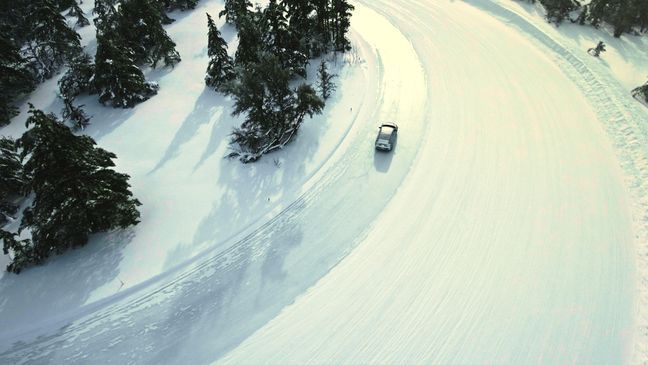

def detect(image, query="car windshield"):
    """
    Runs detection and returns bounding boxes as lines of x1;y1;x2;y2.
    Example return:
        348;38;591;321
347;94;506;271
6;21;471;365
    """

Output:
378;128;393;140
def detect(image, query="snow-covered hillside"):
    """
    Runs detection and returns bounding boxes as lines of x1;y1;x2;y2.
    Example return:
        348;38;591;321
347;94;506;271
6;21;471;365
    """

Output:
1;0;647;363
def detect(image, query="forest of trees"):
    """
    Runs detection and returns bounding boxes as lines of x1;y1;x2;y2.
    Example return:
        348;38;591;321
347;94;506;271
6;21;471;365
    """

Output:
531;0;648;38
0;0;188;128
0;0;196;272
211;0;353;162
0;0;354;272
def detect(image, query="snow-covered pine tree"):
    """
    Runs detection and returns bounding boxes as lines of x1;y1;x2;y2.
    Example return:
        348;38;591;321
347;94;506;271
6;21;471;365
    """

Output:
24;0;82;81
55;0;77;11
67;1;81;16
229;55;324;162
284;0;316;57
330;0;354;51
234;13;263;65
205;13;235;93
1;230;35;274
94;33;159;107
93;0;119;34
284;0;315;36
118;0;181;67
588;0;645;37
0;0;31;45
311;0;331;56
163;0;199;11
0;35;35;126
58;52;95;99
219;0;252;27
69;2;90;28
316;60;336;99
153;0;175;25
263;0;308;78
61;97;91;130
0;137;25;225
537;0;579;25
11;108;141;273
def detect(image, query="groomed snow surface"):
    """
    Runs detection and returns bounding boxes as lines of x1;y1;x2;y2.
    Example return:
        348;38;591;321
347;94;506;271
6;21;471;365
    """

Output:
1;0;648;364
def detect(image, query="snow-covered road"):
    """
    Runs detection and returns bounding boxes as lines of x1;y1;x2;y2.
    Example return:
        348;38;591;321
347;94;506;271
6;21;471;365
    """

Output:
217;1;638;363
1;0;646;363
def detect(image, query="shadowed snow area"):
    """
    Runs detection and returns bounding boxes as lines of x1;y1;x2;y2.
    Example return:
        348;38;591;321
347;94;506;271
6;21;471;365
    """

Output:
1;0;648;364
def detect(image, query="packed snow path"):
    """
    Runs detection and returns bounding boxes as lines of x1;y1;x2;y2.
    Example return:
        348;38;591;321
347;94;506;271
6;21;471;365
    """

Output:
1;0;646;363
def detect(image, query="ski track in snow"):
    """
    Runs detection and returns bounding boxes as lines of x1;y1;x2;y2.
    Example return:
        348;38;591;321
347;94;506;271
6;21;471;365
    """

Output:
0;0;647;364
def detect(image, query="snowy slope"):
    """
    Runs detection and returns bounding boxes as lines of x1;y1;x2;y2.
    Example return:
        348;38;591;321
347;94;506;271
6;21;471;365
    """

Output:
0;0;369;334
1;0;647;363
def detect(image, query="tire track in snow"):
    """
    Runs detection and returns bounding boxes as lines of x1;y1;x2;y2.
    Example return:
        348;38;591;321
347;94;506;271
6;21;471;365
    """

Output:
217;1;635;364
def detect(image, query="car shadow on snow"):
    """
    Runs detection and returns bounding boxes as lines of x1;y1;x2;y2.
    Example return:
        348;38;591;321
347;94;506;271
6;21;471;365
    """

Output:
373;134;397;173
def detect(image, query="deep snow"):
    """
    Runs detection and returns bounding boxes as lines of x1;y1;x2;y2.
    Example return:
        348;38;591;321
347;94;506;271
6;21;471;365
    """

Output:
0;0;647;364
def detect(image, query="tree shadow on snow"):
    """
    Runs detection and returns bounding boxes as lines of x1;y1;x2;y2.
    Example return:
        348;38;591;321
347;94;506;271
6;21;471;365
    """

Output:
149;88;227;174
0;229;135;341
148;219;304;364
83;98;137;142
18;219;306;364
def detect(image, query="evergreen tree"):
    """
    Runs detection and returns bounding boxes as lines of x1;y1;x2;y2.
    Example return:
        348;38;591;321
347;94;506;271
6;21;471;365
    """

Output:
94;33;159;107
229;56;324;162
312;0;331;55
93;0;119;34
55;0;77;11
153;0;175;25
538;0;579;25
69;2;90;28
316;60;336;100
263;0;308;77
219;0;252;26
61;97;91;130
235;13;264;65
588;0;644;37
205;13;235;92
1;230;35;274
284;0;315;36
330;0;354;51
163;0;199;11
23;0;82;81
0;0;31;45
9;108;141;273
632;79;648;103
0;137;25;225
284;0;316;57
58;52;95;99
0;35;35;127
118;0;181;67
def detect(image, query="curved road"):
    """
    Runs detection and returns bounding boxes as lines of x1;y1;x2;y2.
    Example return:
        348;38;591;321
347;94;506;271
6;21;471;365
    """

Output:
0;0;640;364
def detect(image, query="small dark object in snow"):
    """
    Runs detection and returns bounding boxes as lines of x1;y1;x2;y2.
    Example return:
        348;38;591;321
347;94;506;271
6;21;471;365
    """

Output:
587;41;606;57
